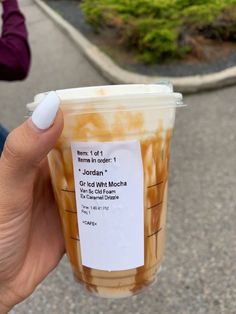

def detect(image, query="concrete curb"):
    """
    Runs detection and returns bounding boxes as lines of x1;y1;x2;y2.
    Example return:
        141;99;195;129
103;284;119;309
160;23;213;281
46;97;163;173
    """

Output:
34;0;236;93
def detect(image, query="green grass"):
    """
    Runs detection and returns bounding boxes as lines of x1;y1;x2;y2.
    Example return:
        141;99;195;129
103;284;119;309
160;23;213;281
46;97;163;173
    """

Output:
80;0;236;63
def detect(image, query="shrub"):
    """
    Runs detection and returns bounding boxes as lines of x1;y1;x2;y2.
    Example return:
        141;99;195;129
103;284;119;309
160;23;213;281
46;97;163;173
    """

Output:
81;0;236;63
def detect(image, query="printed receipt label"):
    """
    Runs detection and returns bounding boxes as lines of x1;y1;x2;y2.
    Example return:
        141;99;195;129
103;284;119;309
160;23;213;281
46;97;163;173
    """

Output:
71;140;144;271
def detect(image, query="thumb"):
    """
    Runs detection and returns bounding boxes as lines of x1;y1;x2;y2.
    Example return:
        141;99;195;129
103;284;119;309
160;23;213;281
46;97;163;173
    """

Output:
0;91;63;182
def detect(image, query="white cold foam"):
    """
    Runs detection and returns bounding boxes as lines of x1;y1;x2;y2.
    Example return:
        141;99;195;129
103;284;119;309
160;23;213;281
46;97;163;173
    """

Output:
48;84;174;100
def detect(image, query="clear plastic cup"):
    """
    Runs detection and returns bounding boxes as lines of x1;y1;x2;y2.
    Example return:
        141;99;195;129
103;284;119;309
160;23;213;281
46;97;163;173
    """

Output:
27;84;183;298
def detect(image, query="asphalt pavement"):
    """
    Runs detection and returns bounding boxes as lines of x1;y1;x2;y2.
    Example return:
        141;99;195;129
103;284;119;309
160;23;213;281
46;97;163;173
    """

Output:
0;1;235;313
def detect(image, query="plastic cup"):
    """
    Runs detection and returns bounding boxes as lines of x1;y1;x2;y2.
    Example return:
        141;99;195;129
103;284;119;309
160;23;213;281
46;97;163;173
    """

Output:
27;84;183;298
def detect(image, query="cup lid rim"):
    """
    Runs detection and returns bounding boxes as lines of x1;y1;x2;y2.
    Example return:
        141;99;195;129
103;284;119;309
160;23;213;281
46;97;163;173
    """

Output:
27;84;183;111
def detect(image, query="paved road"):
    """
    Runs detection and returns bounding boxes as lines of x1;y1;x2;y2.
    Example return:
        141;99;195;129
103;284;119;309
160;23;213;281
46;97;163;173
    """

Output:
0;1;235;313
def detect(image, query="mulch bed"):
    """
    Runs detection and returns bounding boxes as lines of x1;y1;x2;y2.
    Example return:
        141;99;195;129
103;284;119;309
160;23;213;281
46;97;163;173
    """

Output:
46;0;236;77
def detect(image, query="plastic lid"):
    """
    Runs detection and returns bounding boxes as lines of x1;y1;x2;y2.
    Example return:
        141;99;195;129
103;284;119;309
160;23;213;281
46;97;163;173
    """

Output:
27;84;183;111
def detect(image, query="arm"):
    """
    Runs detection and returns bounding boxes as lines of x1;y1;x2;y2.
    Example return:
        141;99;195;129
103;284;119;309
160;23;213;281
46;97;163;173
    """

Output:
0;0;31;81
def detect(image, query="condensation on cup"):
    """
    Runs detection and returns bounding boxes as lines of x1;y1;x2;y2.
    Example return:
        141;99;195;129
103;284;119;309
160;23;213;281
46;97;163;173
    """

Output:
27;84;184;298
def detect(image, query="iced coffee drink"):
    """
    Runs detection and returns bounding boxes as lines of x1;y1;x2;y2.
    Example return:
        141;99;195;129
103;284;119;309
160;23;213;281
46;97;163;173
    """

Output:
27;84;183;298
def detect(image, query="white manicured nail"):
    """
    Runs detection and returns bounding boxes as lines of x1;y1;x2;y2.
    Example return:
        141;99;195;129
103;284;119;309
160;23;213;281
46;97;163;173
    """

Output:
31;91;61;130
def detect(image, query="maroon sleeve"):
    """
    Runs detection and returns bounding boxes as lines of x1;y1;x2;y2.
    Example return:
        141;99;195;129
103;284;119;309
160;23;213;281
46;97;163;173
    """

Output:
0;0;31;81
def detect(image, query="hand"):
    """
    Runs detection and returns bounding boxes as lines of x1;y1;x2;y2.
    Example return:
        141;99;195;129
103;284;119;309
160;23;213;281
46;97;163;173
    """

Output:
0;92;65;313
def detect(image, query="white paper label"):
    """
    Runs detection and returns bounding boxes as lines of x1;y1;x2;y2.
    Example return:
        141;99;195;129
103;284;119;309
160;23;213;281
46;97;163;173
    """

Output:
71;140;144;271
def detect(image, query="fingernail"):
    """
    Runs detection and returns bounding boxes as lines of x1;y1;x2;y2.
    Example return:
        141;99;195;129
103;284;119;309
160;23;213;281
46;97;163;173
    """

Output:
31;91;61;130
